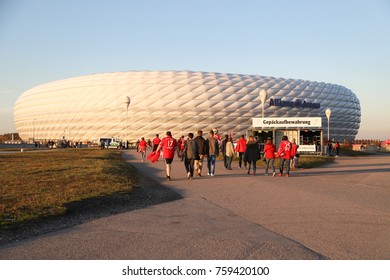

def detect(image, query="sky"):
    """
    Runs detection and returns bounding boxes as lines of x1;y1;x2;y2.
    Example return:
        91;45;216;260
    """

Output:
0;0;389;139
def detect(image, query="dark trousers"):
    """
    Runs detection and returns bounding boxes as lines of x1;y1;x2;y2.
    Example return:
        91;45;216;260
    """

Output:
223;154;228;168
184;157;195;177
152;144;158;152
238;152;247;168
247;160;257;173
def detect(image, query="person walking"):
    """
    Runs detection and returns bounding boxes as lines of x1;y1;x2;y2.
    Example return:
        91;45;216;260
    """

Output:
277;135;292;177
178;135;186;161
235;135;247;169
194;130;207;177
152;134;161;152
184;133;196;179
221;135;228;169
264;138;276;176
206;130;219;176
156;131;177;181
327;140;333;156
335;141;340;157
290;139;299;169
225;136;235;170
138;137;148;161
244;136;260;175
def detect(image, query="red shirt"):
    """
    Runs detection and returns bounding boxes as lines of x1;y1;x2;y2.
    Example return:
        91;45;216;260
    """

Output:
139;140;147;151
291;143;299;156
160;136;177;159
278;140;292;159
178;138;185;150
264;143;276;159
152;137;161;145
235;138;247;152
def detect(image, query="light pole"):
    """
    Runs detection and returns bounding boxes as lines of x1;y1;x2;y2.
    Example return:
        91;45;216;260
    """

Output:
33;118;36;143
124;96;131;149
259;89;267;118
325;108;331;141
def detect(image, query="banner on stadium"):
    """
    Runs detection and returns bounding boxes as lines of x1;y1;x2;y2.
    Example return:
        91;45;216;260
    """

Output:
252;117;322;128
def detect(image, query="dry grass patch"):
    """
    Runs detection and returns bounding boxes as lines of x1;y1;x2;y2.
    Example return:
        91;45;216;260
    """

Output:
0;149;138;226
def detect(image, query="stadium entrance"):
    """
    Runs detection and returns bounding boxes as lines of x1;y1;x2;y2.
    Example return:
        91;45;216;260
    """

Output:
251;117;323;154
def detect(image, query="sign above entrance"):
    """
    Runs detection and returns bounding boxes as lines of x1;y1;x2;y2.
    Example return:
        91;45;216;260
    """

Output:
252;117;322;128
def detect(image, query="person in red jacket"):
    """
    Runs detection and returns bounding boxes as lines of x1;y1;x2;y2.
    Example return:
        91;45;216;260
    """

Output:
177;135;186;161
152;134;161;152
157;131;177;181
235;135;247;169
263;138;276;176
290;139;299;169
277;135;292;177
138;137;148;161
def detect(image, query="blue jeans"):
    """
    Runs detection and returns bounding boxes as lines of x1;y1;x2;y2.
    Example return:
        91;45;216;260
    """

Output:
226;156;233;169
279;158;290;175
265;158;275;174
207;155;216;175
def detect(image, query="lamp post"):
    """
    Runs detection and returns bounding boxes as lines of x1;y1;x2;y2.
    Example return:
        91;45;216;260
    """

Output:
325;108;331;141
33;118;36;143
259;89;267;118
124;96;131;149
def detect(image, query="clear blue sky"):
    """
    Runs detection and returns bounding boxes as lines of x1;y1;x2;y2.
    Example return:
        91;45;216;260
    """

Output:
1;0;389;139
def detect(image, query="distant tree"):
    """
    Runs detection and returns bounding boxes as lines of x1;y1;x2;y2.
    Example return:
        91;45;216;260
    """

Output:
0;133;21;143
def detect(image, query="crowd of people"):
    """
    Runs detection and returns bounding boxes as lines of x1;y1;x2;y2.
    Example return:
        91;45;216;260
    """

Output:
136;130;300;181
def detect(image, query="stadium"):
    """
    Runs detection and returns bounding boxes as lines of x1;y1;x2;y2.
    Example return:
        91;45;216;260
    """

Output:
14;70;361;146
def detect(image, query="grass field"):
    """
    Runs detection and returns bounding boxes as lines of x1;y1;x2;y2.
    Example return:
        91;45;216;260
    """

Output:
0;149;138;226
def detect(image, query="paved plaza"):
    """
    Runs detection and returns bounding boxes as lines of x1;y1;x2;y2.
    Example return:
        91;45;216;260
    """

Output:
1;151;389;259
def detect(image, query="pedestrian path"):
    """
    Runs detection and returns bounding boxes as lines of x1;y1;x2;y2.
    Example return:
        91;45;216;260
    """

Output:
1;151;389;259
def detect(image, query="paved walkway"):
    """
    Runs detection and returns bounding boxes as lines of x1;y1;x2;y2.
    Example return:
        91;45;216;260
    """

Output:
1;151;389;259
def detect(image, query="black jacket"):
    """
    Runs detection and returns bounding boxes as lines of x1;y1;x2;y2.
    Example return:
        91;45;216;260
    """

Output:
244;143;261;162
194;136;207;156
184;139;196;159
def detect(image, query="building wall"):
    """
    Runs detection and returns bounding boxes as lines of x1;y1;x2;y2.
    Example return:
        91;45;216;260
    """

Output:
14;70;361;143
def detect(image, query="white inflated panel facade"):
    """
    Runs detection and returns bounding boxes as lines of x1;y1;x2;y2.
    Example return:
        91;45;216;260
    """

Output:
14;70;361;142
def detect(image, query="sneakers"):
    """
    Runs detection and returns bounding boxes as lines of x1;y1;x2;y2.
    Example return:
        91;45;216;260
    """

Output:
264;173;269;176
187;172;191;179
207;172;211;176
243;166;247;170
210;174;215;177
272;172;276;177
278;173;282;177
286;174;289;177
